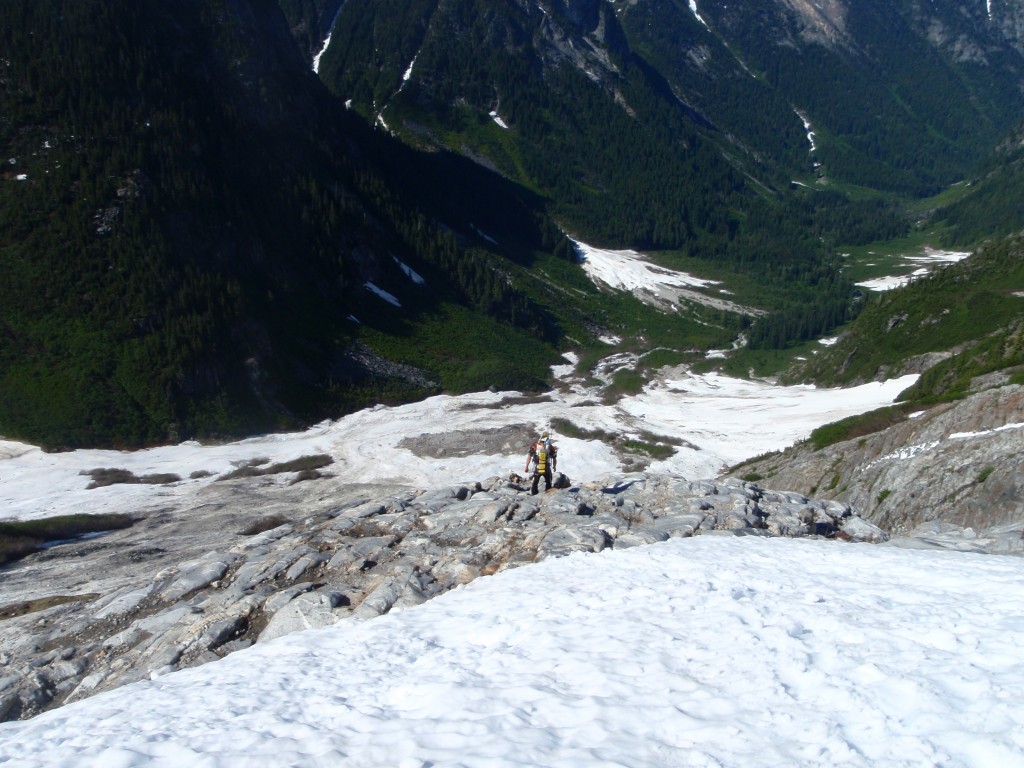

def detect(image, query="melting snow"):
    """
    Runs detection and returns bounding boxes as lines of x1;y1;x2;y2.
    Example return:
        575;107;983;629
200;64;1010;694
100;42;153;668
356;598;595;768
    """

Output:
364;281;401;307
0;361;918;523
572;239;757;315
689;0;710;28
394;257;426;285
856;248;970;292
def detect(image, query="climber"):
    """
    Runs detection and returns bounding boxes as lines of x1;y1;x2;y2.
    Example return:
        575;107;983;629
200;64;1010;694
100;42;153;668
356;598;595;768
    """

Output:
524;430;558;495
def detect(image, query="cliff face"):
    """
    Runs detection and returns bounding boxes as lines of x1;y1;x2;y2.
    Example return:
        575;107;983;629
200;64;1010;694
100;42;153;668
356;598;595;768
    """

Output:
736;385;1024;534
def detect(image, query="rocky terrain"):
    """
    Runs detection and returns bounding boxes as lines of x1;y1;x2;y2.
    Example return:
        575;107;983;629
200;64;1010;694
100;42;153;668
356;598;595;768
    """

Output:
0;463;891;724
3;382;1022;724
734;384;1024;542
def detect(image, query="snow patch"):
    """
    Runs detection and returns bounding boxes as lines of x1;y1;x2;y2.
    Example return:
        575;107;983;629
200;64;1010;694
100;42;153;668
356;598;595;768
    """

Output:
0;364;917;521
572;239;757;315
861;421;1024;469
856;248;970;293
550;351;579;381
689;0;710;28
394;257;426;285
489;110;509;129
365;282;401;307
472;226;498;245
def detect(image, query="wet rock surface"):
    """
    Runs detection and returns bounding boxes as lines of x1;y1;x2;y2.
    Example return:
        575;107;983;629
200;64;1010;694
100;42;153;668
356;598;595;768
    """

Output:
0;467;1006;723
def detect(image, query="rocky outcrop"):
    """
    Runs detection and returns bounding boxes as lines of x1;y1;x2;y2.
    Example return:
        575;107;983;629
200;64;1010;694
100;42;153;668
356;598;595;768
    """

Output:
1;471;884;723
732;385;1024;538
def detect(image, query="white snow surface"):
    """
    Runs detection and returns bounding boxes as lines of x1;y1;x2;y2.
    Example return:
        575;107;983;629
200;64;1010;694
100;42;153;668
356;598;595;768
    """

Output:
689;0;710;28
0;368;916;522
364;281;402;307
570;239;761;316
394;257;426;285
2;536;1023;767
489;110;509;129
2;306;1022;766
856;248;971;292
574;241;718;293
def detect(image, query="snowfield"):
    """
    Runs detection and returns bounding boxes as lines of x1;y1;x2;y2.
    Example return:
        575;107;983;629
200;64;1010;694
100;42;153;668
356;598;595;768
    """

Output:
1;536;1022;767
0;370;916;522
855;248;971;292
572;240;757;315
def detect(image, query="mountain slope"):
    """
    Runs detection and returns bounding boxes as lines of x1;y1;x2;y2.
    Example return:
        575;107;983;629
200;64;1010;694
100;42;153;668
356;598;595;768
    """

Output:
933;127;1024;246
733;384;1024;536
319;0;1024;212
1;517;1021;763
787;234;1024;390
318;0;756;250
669;0;1024;193
0;0;596;448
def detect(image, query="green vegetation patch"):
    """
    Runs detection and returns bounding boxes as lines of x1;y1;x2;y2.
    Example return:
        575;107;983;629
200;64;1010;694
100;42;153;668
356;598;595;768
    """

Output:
81;468;182;489
0;513;135;566
793;235;1024;390
218;454;334;481
550;418;680;465
809;402;928;451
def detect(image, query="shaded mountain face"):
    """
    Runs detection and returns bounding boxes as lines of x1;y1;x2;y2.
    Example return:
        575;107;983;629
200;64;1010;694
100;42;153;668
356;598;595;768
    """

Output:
319;0;1024;223
276;0;345;61
0;0;564;448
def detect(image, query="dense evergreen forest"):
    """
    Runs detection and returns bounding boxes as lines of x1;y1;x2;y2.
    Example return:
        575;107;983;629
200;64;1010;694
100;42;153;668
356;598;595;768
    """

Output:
0;0;573;448
933;128;1024;247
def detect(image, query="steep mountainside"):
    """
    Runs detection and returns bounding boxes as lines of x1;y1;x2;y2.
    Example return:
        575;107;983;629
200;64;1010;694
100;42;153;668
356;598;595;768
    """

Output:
319;0;1024;207
787;234;1024;389
663;0;1024;193
733;384;1024;536
318;0;756;249
0;0;594;448
933;126;1024;246
739;234;1024;533
315;0;1024;359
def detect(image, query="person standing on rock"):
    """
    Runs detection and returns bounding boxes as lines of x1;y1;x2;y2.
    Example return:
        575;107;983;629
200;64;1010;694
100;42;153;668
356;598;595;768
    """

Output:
525;431;557;495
